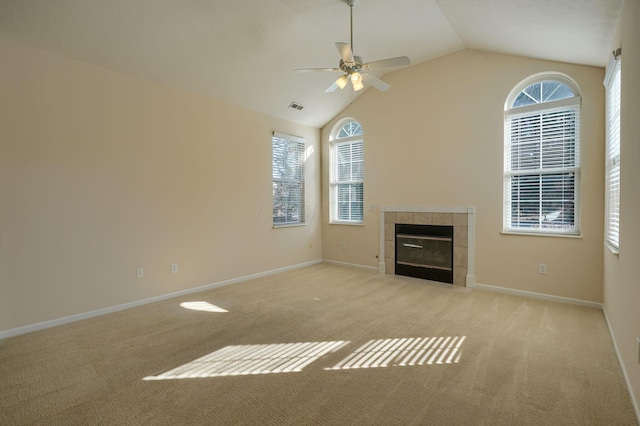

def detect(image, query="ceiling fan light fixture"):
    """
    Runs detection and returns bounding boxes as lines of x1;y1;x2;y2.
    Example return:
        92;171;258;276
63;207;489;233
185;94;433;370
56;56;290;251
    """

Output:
351;73;364;91
336;75;349;89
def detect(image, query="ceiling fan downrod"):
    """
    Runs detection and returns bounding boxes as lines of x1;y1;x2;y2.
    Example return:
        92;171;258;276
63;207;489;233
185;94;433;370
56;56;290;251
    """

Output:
348;0;354;54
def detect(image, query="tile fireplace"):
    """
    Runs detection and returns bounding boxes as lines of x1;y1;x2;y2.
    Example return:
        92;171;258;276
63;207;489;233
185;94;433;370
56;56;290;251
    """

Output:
379;206;476;287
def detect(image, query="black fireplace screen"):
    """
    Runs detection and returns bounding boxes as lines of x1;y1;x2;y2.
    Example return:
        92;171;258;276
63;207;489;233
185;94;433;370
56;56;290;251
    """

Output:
395;224;454;284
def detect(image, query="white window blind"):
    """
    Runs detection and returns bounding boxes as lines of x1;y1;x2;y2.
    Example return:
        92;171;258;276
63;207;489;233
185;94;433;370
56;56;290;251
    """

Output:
272;132;305;227
504;80;581;235
604;54;621;249
330;121;364;223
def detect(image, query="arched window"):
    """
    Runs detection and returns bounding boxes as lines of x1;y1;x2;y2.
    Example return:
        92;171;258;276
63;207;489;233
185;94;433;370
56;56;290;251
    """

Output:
504;74;581;235
330;119;364;224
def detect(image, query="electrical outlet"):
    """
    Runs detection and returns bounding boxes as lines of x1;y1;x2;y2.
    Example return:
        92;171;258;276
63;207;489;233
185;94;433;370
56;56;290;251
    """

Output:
538;263;547;274
308;243;313;249
637;337;640;363
136;268;144;279
341;242;346;250
170;263;178;274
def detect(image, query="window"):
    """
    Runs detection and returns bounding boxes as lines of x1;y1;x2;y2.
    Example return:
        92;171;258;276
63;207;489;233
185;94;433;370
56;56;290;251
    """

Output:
504;75;581;235
604;51;621;249
272;132;305;227
330;120;364;224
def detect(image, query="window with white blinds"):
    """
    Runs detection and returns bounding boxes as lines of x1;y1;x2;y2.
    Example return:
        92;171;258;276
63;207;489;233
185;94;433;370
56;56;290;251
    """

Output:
604;54;621;249
330;120;364;224
272;132;305;227
504;77;581;235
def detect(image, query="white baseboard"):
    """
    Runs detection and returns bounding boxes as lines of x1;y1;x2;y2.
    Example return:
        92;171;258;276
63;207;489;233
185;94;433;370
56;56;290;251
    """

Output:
322;259;379;272
0;260;322;340
602;306;640;424
474;282;603;309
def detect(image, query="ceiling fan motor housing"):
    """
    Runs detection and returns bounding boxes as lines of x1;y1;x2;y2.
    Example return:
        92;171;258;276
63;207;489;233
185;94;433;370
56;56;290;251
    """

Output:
340;56;363;73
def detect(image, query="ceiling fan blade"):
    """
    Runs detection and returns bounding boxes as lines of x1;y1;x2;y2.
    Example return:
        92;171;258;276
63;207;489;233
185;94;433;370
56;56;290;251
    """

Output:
294;67;341;73
325;82;339;93
363;74;391;92
363;56;411;70
336;42;355;63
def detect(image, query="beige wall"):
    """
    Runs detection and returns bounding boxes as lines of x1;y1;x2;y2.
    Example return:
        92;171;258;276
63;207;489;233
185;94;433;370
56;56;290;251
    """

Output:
604;0;640;415
322;49;605;302
0;37;322;332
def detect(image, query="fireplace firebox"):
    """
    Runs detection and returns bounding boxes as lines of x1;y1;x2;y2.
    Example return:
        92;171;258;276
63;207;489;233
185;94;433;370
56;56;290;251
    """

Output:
395;224;454;284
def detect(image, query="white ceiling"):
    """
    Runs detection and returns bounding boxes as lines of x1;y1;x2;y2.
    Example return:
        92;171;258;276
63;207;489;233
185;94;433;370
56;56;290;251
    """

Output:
0;0;623;128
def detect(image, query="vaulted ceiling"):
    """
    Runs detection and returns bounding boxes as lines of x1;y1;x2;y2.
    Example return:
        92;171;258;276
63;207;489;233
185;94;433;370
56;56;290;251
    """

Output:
0;0;623;128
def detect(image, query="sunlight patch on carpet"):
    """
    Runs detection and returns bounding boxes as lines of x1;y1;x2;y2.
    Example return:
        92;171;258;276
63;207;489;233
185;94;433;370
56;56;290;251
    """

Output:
325;336;465;370
143;341;349;380
180;301;228;313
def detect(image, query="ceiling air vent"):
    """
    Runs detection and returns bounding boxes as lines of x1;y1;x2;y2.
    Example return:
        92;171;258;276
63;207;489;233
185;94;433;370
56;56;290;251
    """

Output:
288;102;305;111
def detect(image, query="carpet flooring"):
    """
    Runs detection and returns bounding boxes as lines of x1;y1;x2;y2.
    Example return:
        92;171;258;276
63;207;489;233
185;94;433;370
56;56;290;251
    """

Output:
1;263;637;425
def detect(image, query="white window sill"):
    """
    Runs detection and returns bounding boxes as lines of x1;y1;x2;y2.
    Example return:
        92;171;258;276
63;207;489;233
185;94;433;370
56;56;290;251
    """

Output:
329;221;364;226
501;231;582;239
605;242;619;255
273;223;305;229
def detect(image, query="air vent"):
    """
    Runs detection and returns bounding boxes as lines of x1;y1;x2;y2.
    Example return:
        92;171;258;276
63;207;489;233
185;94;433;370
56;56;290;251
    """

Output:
288;102;305;111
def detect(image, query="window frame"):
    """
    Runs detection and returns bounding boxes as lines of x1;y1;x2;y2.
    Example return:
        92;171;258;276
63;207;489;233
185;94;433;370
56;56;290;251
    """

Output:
329;119;364;225
503;73;582;237
272;131;305;228
604;53;621;252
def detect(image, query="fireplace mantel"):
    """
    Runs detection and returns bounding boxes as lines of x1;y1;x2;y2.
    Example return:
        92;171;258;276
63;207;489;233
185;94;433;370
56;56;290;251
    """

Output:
379;206;476;287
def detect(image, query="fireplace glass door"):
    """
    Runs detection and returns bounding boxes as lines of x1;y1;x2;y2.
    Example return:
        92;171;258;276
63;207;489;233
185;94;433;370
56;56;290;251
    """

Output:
395;224;454;284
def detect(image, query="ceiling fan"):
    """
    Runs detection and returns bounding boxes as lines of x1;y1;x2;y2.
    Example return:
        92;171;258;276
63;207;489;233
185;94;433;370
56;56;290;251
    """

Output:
295;0;411;93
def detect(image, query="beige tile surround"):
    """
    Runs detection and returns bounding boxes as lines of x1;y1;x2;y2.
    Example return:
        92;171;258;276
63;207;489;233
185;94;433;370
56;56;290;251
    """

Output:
379;207;476;287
